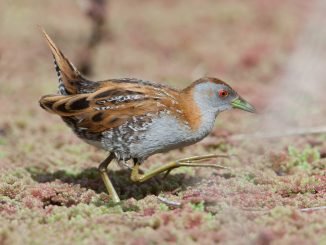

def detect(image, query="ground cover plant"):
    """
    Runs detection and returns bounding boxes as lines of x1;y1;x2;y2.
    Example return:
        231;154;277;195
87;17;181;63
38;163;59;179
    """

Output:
0;0;325;244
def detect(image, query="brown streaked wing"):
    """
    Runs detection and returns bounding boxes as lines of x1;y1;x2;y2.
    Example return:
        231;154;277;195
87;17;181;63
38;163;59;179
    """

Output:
39;83;181;133
80;84;180;132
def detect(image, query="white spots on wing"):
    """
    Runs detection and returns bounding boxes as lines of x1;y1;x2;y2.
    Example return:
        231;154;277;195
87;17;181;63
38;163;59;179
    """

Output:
152;96;162;100
109;94;144;103
176;109;183;114
96;94;145;105
156;102;164;107
95;105;120;111
154;90;166;97
96;100;106;105
77;118;85;124
153;87;178;101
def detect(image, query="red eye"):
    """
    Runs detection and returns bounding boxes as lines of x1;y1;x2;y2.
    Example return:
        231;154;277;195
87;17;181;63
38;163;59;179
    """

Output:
218;89;229;98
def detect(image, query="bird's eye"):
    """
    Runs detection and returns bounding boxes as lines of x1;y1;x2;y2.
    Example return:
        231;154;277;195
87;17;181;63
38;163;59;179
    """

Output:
218;89;229;98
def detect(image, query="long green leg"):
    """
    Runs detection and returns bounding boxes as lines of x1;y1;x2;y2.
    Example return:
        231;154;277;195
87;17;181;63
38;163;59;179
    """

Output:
98;153;120;203
130;154;230;183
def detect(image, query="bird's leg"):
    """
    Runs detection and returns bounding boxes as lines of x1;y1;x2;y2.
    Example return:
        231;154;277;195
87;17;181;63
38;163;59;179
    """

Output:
98;153;120;203
130;154;230;183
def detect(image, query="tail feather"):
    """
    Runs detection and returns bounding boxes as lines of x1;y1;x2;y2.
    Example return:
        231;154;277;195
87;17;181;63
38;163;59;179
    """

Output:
39;94;90;116
42;30;84;95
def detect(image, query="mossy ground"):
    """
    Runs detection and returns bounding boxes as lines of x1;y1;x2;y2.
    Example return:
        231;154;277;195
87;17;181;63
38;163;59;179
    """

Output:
0;0;325;244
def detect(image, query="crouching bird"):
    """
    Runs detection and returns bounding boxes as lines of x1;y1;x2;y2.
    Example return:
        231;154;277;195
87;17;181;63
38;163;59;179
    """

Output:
39;30;256;203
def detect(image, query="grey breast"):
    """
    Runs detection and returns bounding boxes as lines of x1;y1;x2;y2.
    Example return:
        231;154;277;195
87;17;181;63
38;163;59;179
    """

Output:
101;111;216;162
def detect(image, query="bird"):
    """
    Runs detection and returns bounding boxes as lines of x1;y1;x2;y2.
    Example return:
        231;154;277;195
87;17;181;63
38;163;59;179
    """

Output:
39;30;256;203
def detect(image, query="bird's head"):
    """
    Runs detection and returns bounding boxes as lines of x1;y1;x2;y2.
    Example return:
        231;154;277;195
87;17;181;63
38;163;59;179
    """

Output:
187;77;256;114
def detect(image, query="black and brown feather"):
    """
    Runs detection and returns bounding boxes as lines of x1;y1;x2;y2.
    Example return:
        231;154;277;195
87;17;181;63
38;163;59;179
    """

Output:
39;82;183;134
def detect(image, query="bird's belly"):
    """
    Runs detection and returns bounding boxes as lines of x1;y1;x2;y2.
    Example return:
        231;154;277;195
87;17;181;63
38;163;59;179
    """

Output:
129;115;212;160
101;113;215;161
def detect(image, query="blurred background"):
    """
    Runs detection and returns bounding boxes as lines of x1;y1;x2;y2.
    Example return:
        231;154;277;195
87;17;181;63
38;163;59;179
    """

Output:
0;1;325;244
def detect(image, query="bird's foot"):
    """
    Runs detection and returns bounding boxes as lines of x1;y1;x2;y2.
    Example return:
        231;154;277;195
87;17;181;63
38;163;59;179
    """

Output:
163;153;231;178
130;153;231;183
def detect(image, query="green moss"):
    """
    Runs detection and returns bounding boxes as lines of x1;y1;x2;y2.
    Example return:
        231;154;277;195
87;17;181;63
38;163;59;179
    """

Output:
0;138;6;145
0;151;7;159
269;206;293;220
287;145;320;171
159;203;169;211
45;204;122;224
274;174;320;196
190;201;205;212
242;172;256;183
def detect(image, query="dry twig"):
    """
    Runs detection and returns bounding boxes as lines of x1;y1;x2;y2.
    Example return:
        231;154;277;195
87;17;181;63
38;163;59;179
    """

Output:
157;196;182;208
300;206;326;212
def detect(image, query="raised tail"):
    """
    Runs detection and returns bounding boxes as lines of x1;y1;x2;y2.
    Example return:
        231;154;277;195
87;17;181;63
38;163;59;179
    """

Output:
42;30;85;95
